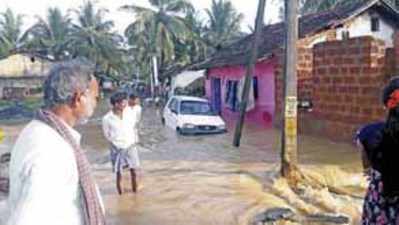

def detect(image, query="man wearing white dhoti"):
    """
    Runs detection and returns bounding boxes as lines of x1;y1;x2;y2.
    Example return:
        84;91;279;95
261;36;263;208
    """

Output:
102;92;140;195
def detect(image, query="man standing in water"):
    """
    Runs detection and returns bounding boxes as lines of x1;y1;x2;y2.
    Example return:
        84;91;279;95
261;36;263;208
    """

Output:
127;94;142;191
128;94;142;144
102;92;140;195
8;60;105;225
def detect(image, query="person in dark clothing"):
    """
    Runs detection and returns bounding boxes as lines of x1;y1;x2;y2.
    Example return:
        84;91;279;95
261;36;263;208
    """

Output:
359;76;399;224
355;122;384;173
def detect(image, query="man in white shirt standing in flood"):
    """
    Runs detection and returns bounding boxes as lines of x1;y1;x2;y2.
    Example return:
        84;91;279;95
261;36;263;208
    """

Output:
7;60;105;225
102;92;140;195
128;94;142;144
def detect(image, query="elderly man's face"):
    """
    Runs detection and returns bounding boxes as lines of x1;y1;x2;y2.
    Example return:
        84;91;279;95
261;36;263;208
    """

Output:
76;77;99;123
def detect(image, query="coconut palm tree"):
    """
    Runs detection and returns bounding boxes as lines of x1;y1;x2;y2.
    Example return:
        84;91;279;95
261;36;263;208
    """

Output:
204;0;244;49
69;1;124;74
299;0;353;15
275;0;361;19
121;0;193;70
0;8;29;57
26;7;72;60
124;21;157;83
175;7;208;65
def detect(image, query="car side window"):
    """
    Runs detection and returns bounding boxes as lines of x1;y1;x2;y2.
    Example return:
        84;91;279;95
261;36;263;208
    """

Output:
173;100;179;114
168;99;176;110
169;99;178;113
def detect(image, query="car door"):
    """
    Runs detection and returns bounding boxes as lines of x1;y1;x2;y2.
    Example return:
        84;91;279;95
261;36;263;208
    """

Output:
164;98;176;128
170;99;179;129
163;98;172;127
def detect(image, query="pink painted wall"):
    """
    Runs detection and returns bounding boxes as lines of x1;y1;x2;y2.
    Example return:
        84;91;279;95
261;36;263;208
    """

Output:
205;58;277;126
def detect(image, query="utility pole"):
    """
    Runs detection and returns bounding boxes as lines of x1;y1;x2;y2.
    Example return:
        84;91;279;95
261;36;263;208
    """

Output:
152;56;159;87
281;0;299;184
151;56;159;100
233;0;266;147
136;67;140;83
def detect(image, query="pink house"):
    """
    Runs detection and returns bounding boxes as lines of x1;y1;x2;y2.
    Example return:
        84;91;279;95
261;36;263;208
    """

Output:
193;0;399;127
204;59;277;126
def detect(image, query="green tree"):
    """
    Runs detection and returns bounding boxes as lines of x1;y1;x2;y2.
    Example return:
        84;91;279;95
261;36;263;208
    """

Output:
204;0;244;49
174;7;208;66
299;0;361;15
0;8;29;57
26;7;72;60
69;1;124;74
121;0;193;71
274;0;362;19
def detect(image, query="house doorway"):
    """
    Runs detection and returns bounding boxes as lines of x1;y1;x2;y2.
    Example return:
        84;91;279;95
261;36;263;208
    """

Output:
211;78;222;114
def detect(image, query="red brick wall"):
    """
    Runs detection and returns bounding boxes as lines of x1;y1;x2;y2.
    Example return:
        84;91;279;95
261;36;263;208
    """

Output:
274;47;313;114
274;36;394;142
297;48;314;102
311;37;388;141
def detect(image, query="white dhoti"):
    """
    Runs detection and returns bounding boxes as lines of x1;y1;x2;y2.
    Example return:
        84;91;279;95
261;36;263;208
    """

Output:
110;144;140;173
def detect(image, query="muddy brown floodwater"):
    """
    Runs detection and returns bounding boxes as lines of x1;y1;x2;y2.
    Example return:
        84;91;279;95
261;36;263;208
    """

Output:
0;102;366;225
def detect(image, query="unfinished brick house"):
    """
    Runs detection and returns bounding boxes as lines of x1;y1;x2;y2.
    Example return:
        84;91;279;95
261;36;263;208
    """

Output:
193;0;399;142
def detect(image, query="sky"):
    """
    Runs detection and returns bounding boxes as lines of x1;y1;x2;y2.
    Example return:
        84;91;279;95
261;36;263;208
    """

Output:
0;0;281;34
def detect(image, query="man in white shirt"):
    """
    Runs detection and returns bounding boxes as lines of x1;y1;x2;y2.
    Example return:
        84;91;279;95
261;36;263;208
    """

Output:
128;94;142;143
7;60;105;225
102;92;140;195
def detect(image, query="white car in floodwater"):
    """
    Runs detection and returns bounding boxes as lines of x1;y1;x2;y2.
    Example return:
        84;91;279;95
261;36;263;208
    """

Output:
162;96;227;135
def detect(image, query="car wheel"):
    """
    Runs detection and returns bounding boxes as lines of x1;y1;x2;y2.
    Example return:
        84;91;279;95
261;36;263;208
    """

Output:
176;127;183;135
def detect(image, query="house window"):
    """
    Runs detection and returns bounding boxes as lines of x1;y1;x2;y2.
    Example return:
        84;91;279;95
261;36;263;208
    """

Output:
341;31;350;40
371;17;380;32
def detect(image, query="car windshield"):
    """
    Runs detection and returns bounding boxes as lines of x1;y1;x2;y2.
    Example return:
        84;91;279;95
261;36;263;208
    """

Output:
180;101;215;115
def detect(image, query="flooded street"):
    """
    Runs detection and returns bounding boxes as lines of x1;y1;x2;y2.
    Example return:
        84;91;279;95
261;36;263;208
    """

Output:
0;103;366;225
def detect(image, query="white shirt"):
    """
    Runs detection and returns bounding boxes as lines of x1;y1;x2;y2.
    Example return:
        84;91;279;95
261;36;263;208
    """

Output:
127;105;142;143
7;119;102;225
102;109;135;149
130;105;142;124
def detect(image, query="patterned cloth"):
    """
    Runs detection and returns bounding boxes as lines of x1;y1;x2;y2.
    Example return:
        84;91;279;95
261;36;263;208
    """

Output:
362;169;399;225
36;110;106;225
110;144;140;173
